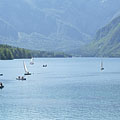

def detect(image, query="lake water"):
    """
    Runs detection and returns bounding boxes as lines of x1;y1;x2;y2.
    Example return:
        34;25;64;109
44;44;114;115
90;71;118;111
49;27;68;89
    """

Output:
0;57;120;120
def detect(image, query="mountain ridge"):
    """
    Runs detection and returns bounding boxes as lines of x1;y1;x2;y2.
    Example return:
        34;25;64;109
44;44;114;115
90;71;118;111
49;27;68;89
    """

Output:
83;15;120;57
0;0;120;52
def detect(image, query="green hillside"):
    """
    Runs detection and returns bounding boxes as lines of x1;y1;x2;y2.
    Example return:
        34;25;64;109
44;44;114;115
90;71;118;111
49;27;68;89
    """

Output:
0;44;72;60
79;15;120;57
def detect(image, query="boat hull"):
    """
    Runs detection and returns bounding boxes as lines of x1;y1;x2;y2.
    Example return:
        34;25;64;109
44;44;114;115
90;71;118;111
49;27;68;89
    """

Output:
43;65;47;67
24;73;31;75
30;62;34;65
16;78;26;80
0;74;3;76
0;86;4;89
101;68;104;70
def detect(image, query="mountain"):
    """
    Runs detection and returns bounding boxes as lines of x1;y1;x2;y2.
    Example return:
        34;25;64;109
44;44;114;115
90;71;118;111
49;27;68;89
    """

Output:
0;0;120;52
82;15;120;57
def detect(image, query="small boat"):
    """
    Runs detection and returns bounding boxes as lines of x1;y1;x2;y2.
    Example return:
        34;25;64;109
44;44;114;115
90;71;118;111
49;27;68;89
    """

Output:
23;61;31;75
101;61;104;71
0;82;4;89
16;76;26;80
0;73;3;76
30;57;34;65
43;64;47;67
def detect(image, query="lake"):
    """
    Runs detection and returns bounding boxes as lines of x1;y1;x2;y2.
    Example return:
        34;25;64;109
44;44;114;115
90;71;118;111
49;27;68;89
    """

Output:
0;57;120;120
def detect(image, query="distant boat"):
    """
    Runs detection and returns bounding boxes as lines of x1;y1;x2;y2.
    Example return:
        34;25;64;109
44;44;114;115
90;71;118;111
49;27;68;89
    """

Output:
30;57;34;65
101;61;104;71
0;73;3;76
43;64;47;67
23;61;31;75
16;76;26;80
0;82;4;89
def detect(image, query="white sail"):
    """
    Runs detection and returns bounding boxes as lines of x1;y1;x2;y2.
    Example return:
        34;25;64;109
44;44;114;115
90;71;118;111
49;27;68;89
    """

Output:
101;61;103;68
30;57;34;65
31;58;33;62
100;61;104;70
23;61;28;73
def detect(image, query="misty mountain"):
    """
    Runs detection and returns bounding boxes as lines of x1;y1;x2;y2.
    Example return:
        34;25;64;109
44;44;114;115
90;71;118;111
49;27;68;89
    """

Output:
80;15;120;57
0;0;120;52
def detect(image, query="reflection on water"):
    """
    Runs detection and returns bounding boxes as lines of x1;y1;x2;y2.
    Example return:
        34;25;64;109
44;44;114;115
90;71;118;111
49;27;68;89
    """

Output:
0;58;120;120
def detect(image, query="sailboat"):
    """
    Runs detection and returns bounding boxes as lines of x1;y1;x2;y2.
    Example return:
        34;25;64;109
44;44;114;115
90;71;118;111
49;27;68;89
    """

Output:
30;57;34;65
101;61;104;71
23;61;31;75
0;73;3;76
0;82;4;89
43;64;47;67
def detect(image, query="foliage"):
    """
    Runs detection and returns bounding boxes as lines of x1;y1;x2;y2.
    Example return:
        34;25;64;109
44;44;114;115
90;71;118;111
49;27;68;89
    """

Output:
0;44;72;60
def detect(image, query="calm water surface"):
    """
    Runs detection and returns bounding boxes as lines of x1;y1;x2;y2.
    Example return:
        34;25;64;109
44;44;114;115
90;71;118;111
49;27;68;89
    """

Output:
0;58;120;120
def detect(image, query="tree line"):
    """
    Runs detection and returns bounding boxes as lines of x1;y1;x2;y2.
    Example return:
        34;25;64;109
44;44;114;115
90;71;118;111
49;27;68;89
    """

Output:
0;44;72;60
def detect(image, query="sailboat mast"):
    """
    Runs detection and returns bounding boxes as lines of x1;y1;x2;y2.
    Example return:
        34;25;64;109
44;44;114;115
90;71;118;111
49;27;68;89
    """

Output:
100;60;104;70
101;61;103;68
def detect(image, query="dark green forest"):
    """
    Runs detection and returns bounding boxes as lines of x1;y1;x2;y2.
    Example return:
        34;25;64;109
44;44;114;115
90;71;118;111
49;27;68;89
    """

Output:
0;44;72;60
